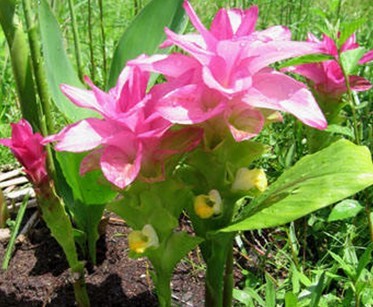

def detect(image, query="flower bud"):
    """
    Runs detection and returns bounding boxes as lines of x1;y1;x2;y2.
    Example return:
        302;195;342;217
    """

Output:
128;224;159;254
194;189;222;219
231;168;268;193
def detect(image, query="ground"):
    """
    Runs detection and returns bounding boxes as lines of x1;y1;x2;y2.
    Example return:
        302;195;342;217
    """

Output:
0;210;207;307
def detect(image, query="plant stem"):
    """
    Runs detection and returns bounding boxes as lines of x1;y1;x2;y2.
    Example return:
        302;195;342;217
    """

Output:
2;195;29;270
87;0;95;81
155;271;172;307
98;0;107;85
338;55;361;145
38;183;90;306
67;0;83;79
223;241;233;307
21;0;54;135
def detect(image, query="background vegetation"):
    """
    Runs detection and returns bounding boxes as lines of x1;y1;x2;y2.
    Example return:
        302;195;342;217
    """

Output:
0;0;372;305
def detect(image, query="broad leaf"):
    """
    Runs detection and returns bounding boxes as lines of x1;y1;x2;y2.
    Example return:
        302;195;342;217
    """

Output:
221;140;373;232
55;152;117;205
107;0;186;88
328;199;363;222
340;47;366;75
38;0;97;122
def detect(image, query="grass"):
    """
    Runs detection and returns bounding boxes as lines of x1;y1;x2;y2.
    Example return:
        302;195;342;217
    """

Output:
0;0;372;305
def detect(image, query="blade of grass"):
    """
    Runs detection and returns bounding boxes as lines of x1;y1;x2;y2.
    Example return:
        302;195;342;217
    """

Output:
2;194;29;270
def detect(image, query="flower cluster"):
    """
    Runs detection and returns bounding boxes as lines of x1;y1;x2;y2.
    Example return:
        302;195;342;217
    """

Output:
0;120;48;186
285;33;373;100
43;1;330;188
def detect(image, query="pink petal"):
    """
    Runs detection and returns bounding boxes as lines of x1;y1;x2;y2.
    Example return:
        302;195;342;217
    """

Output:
283;63;326;85
359;50;373;64
248;41;323;74
164;28;212;65
100;144;142;189
155;127;203;159
246;72;327;129
156;84;226;124
235;6;258;36
210;9;234;40
80;148;104;175
341;33;358;53
60;84;102;114
0;138;12;147
183;1;216;48
350;76;372;92
253;25;291;42
226;104;264;142
45;118;115;152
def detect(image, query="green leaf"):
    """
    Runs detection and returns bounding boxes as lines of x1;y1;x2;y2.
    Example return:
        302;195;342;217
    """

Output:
221;140;373;232
234;287;265;306
285;292;298;307
328;251;355;279
38;0;97;122
325;124;354;138
56;152;117;205
233;288;254;306
340;47;366;75
338;18;367;48
355;244;373;282
54;152;116;264
278;54;333;69
265;273;276;307
310;272;325;307
107;0;186;88
327;199;363;222
0;0;39;130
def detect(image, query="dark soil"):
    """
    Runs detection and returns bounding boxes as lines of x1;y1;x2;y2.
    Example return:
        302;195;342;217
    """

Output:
0;211;208;307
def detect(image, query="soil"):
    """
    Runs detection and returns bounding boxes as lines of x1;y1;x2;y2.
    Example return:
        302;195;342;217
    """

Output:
0;210;209;307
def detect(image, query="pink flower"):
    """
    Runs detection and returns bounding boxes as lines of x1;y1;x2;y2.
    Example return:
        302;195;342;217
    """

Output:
0;119;48;186
284;33;372;99
44;65;202;189
131;1;327;142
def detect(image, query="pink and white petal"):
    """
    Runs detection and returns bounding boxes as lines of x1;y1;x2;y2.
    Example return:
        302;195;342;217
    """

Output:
359;50;373;64
235;6;258;36
45;118;113;152
248;41;323;74
79;148;104;175
156;84;226;124
60;84;102;114
164;28;213;65
279;89;327;129
210;9;234;40
83;76;116;116
226;105;264;142
283;63;326;85
130;53;199;80
252;25;291;42
350;76;372;92
100;144;142;189
183;1;216;48
246;72;327;129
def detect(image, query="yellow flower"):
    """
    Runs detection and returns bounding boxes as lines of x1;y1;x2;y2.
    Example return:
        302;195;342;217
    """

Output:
128;224;159;254
194;189;222;219
231;168;268;193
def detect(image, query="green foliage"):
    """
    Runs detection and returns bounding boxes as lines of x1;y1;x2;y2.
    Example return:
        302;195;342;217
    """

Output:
222;140;373;232
107;0;186;88
38;0;97;122
328;199;364;222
